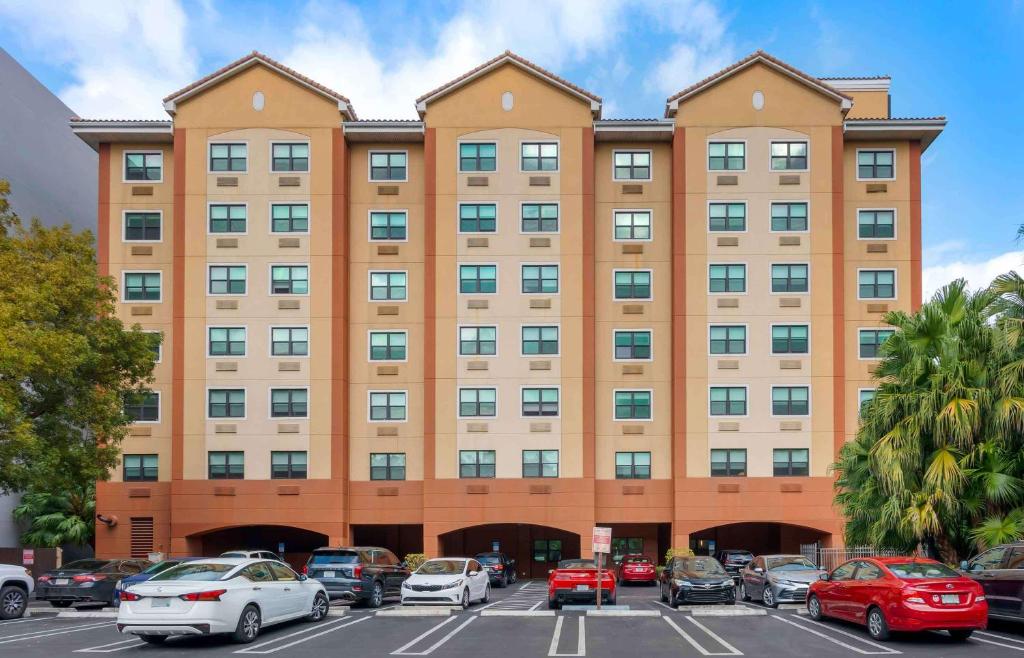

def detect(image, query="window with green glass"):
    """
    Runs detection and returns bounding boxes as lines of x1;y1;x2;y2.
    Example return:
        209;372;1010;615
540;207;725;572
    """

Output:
271;388;308;418
709;325;746;355
271;451;307;479
459;326;497;356
859;389;876;413
614;390;652;420
521;142;558;171
708;203;745;231
771;264;808;293
614;271;651;299
710;449;746;477
125;152;162;181
271;204;309;233
271;327;308;356
459;450;495;478
771;325;809;354
369;391;406;421
613;150;651;180
710;387;746;416
857;150;894;179
770;141;808;170
369;151;407;181
772;386;809;416
208;204;246;233
208;389;245;418
708;142;744;170
522;326;558;355
459;264;497;294
208;451;243;479
209;143;247;172
771;202;808;232
124;212;161;240
370;271;407;300
208;327;246;356
521;265;558;294
857;210;895;238
124;272;161;301
369;331;407;361
368;211;406;240
858;270;895;299
124;454;158;482
459;204;497;232
859;329;895;358
521;203;558;232
615;452;650;479
709;264;745;293
523;450;559;478
124;392;159;422
533;539;563;562
459;142;496;172
773;449;808;476
614;330;651;360
614;211;651;240
208;266;245;295
522;387;558;417
272;143;309;172
271;265;308;295
370;453;406;481
458;388;496;417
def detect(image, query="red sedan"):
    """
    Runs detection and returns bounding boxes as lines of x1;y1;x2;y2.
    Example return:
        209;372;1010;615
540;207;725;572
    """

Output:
547;559;616;609
617;554;657;585
808;557;987;641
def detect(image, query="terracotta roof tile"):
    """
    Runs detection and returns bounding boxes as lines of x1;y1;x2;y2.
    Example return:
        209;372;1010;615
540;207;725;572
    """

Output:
70;117;170;123
848;116;946;121
819;75;890;80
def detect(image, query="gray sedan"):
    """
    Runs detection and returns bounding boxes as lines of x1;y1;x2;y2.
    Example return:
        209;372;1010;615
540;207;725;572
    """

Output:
739;554;824;607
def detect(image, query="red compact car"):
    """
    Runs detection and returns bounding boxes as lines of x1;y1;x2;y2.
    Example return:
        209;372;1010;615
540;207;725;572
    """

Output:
548;558;616;609
617;554;657;585
807;557;987;641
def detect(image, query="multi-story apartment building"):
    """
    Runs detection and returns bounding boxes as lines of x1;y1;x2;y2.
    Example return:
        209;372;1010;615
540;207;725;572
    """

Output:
72;50;943;574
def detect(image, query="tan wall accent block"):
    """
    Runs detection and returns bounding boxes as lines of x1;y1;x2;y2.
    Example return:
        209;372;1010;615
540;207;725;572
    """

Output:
466;176;489;187
214;424;236;434
780;420;803;431
128;488;151;498
376;426;398;437
216;300;238;310
717;483;740;493
621;364;643;375
621;184;643;194
528;176;550;186
622;485;644;495
277;486;300;496
466;484;489;494
717;360;739;370
866;243;888;253
529;299;551;309
780;483;803;493
216;238;238;248
278;299;300;310
779;360;802;370
129;426;152;437
529;485;552;495
779;297;801;308
277;423;300;434
131;186;153;196
622;304;644;314
278;362;300;372
213;487;235;496
529;237;551;248
778;236;801;246
866;183;888;193
130;245;153;256
467;299;489;310
717;421;740;432
376;365;399;376
130;306;153;316
467;237;489;248
278;237;301;248
716;298;738;308
377;185;399;195
377;245;399;256
530;423;551;433
278;176;300;187
529;360;551;370
716;175;738;185
867;303;889;314
466;361;488;371
214;362;237;372
622;425;645;435
621;244;644;255
779;174;801;185
216;176;238;187
377;305;399;315
466;423;488;433
376;487;399;496
716;236;739;247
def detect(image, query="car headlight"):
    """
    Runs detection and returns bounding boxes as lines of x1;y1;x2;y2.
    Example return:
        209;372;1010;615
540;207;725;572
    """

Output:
721;580;734;587
673;579;692;587
442;580;463;589
402;581;410;589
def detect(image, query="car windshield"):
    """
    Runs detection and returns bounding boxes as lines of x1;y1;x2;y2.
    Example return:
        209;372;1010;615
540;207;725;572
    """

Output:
150;562;235;581
61;559;110;571
674;557;727;578
723;552;752;560
221;552;250;558
142;560;182;575
767;556;818;571
624;557;651;564
558;560;595;569
887;562;960;579
476;555;501;564
417;560;466;575
309;551;361;565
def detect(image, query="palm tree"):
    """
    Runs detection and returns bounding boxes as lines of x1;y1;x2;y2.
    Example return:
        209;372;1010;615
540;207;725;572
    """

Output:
13;483;96;549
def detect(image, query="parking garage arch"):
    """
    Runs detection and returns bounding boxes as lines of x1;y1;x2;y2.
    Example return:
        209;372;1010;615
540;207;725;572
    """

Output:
185;524;329;570
438;523;582;579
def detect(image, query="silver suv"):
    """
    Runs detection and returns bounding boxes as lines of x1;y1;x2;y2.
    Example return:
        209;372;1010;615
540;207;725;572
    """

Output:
0;564;34;619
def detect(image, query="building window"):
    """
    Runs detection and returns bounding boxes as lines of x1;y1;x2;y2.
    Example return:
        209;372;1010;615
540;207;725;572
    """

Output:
708;142;744;171
773;449;809;476
370;453;406;481
771;202;808;232
522;387;559;417
369;151;407;181
710;449;746;477
614;330;652;360
368;211;407;241
272;143;309;172
859;389;876;413
459;326;497;356
771;325;809;354
771;264;809;293
770;141;808;170
708;264;745;293
615;452;651;479
859;270;896;299
522;326;558;355
208;451;244;479
710;386;747;416
708;203;745;232
521;265;558;294
208;204;246;233
209;143;247;172
523;450;559;478
271;327;308;356
124;152;162;181
124;212;161;241
521;203;558;232
459;204;497;233
858;210;895;239
271;265;308;295
271;388;308;418
208;327;246;357
124;272;161;301
459;388;496;417
271;451;307;479
614;210;652;240
521;142;558;171
459;450;496;478
124;454;158;482
613;150;651;180
144;331;163;362
370;271;407;300
124;392;159;422
369;331;407;361
208;389;245;418
859;329;895;359
614;271;652;299
857;150;894;179
208;266;246;295
459;265;497;294
709;325;746;355
772;386;810;416
459;143;496;172
272;204;309;233
369;391;406;421
614;390;652;420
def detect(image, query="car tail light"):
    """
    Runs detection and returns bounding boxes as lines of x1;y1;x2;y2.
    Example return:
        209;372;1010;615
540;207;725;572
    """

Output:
179;589;227;602
977;595;986;602
494;565;503;571
73;574;107;583
302;565;308;575
119;591;143;602
37;575;51;583
353;565;363;579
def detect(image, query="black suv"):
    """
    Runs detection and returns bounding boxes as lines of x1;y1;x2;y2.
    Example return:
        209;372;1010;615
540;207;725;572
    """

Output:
716;550;754;580
474;552;517;587
304;547;410;607
961;542;1024;620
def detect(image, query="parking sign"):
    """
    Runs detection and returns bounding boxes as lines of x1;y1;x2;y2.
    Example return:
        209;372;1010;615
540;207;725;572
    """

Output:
592;527;612;554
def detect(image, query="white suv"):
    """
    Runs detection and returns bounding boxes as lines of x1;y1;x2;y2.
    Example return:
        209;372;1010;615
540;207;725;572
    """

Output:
0;564;34;619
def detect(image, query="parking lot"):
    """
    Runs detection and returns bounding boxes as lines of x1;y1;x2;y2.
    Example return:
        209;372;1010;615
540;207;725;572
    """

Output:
6;582;1024;657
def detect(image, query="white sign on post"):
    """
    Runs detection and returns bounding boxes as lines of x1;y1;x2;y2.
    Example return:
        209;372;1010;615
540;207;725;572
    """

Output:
592;526;612;554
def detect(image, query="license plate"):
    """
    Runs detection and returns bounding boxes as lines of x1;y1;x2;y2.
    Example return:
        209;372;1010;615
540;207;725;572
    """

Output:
151;598;171;608
941;594;960;604
575;584;590;591
323;571;335;579
54;578;69;586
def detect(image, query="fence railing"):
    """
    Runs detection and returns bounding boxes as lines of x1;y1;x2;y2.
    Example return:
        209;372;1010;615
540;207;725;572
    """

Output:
801;545;903;571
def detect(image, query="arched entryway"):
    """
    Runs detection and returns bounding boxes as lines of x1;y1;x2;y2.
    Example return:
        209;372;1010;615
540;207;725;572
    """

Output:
439;524;581;579
688;522;832;558
187;524;329;571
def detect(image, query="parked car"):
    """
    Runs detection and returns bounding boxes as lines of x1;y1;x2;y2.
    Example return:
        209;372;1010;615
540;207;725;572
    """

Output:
303;546;409;608
221;550;283;561
400;558;490;608
660;555;735;607
739;554;825;607
716;549;753;580
808;557;986;641
960;542;1024;621
474;552;517;587
36;558;151;608
547;558;616;609
114;558;204;603
617;554;657;586
117;558;328;644
0;564;34;619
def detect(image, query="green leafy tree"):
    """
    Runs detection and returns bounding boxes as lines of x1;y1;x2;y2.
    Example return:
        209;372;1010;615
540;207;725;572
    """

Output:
13;484;95;548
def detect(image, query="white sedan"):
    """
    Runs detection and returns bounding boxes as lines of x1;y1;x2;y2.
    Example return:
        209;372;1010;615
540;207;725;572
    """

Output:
400;558;490;608
116;558;329;644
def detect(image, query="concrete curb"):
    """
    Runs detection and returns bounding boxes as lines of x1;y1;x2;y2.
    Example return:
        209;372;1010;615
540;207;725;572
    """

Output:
326;609;347;617
692;608;767;617
480;610;555;617
377;606;453;617
586;609;661;617
56;610;119;619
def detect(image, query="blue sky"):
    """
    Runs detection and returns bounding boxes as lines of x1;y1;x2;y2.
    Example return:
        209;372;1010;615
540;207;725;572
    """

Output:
1;0;1022;295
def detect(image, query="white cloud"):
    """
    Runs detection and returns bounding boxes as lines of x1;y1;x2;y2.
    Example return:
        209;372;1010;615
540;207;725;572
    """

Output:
922;250;1024;301
643;0;735;98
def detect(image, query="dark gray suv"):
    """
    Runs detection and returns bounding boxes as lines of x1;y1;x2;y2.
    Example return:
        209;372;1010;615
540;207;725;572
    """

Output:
961;542;1024;621
304;547;410;607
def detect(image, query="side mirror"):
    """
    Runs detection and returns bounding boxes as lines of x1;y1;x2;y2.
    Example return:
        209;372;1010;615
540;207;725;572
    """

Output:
400;561;408;569
818;573;830;581
468;570;478;577
959;560;969;571
548;569;554;575
298;574;308;582
753;567;763;573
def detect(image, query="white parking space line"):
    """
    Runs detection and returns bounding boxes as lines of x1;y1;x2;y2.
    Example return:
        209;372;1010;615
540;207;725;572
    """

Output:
74;638;146;653
686;618;743;655
0;616;50;626
391;615;476;655
972;636;1024;652
770;615;900;655
0;621;112;645
547;615;585;657
977;630;1024;645
235;617;369;655
662;616;741;656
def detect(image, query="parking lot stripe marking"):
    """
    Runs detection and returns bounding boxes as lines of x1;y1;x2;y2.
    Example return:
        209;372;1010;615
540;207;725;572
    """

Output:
977;631;1024;645
686;617;743;654
0;622;112;645
769;616;899;655
235;617;369;655
547;616;585;657
390;615;459;655
413;616;476;655
74;638;146;653
663;616;740;656
529;601;542;611
972;636;1024;652
0;616;49;626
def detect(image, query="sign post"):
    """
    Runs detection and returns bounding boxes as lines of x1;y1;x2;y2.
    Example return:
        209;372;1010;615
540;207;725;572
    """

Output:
592;527;612;610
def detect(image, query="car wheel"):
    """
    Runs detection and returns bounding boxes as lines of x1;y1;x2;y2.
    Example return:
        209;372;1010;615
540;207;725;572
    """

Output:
866;606;890;641
307;592;329;622
669;588;680;609
607;594;616;606
509;570;517;584
232;605;261;644
807;595;824;621
548;596;559;610
460;588;470;610
739;582;751;602
49;601;72;608
948;629;973;641
139;635;167;645
498;573;506;588
0;586;27;619
368;581;384;608
481;584;490;604
762;586;777;608
660;583;668;603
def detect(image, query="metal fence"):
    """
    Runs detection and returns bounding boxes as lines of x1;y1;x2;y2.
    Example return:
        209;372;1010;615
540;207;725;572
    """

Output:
800;545;904;571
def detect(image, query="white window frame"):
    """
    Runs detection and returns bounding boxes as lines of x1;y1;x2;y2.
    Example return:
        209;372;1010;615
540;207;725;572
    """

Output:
367;389;409;424
456;201;499;235
857;327;896;361
707;262;748;296
611;328;654;362
268;324;310;359
122;270;163;303
519;385;561;420
612;208;654;242
769;262;811;296
122;150;164;184
457;263;499;296
367;329;409;363
206;201;249;236
127;390;161;424
706;200;748;234
456;386;499;419
612;388;654;422
141;329;163;364
269;201;311;236
268;385;310;420
708;323;749;357
268;140;311;174
855;207;898;241
770;384;812;418
121;209;164;243
457;325;499;359
368;270;409;303
769;322;811;356
706;139;747;173
518;200;561;235
367;149;409;183
768;199;811;234
520;262;560;296
367;208;409;243
206;263;248;298
611;149;653;182
268;263;310;297
518;139;560;174
855;148;896;182
612;268;654;301
768;139;810;173
206;324;248;359
457;140;499;174
207;140;249;175
856;268;898;300
205;386;247;421
858;388;877;413
708;384;750;419
520;323;561;357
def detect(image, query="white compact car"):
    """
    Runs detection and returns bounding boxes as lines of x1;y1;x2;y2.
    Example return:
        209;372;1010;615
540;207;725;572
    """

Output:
0;564;34;619
116;558;329;644
400;558;490;608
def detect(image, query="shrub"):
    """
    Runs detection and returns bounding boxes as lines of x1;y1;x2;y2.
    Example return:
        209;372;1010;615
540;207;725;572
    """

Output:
664;547;694;564
404;553;427;571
